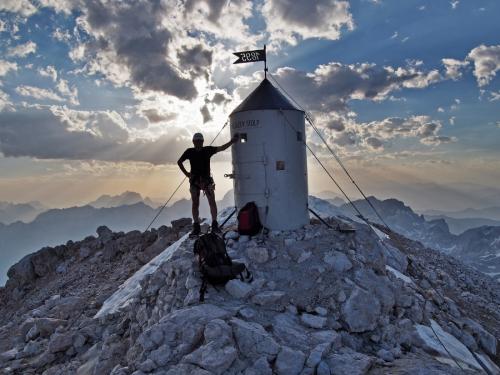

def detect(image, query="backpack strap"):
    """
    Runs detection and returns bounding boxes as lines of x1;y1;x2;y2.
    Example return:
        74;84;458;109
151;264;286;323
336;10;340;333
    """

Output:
199;278;208;302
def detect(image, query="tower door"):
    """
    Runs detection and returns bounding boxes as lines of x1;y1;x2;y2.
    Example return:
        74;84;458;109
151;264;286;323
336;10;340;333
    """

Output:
233;141;267;197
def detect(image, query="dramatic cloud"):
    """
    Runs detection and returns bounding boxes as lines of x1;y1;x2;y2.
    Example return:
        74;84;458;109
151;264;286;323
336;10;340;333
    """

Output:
71;1;200;99
0;106;191;164
248;62;442;113
442;58;469;80
467;44;500;86
0;60;18;76
140;108;177;124
7;41;37;58
0;0;37;17
262;0;354;47
15;85;65;102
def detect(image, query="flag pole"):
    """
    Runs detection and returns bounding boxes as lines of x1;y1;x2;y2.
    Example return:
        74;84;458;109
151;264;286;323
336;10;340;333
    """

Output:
264;44;267;79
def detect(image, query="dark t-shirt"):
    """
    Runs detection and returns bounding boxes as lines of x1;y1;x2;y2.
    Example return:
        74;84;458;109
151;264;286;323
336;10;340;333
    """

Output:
179;146;218;178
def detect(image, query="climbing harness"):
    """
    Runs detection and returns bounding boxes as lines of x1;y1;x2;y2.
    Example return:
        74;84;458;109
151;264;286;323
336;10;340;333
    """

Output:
144;120;229;232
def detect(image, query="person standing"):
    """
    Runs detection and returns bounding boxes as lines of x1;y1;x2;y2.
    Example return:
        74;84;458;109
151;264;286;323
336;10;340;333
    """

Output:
177;132;238;235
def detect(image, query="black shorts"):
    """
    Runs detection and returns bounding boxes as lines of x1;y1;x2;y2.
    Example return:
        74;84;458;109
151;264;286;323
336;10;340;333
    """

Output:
190;176;215;195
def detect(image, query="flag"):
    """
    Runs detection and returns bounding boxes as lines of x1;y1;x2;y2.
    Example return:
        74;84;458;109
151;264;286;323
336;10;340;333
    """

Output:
233;48;266;64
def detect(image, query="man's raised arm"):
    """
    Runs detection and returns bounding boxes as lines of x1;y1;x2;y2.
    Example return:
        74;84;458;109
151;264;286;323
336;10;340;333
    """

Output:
215;134;239;153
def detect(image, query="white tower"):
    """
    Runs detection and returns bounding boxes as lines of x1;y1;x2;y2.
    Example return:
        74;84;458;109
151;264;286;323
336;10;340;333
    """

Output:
229;78;309;231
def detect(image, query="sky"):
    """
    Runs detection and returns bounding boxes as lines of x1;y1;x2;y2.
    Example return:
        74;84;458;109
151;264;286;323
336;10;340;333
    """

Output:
0;0;499;212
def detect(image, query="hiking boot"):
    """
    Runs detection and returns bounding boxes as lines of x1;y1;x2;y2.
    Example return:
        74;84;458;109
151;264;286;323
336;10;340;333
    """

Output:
190;222;201;236
211;220;221;233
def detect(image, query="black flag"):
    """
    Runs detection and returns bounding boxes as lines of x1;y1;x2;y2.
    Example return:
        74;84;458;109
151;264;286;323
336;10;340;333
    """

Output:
233;48;266;64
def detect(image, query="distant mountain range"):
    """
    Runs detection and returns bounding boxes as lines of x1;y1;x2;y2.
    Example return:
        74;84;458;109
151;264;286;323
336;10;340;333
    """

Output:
0;201;48;224
423;214;500;235
333;196;500;282
88;191;158;208
1;190;498;285
0;190;234;286
420;206;500;221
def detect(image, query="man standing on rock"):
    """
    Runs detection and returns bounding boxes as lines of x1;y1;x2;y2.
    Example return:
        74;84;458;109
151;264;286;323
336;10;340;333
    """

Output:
178;132;238;236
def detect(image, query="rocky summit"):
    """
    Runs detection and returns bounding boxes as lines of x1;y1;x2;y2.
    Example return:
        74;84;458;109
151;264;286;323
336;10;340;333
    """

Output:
0;210;499;375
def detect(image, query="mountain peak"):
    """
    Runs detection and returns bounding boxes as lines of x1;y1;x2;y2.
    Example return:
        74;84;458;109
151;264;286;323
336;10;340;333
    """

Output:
1;211;498;374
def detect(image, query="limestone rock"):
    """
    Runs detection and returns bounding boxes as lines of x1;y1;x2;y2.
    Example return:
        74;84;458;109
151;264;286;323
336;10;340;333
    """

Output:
230;318;280;360
300;313;327;329
323;251;352;273
275;346;305;375
244;356;272;375
225;279;253;299
247;246;269;263
252;291;285;306
306;342;331;368
341;287;381;333
48;332;74;353
183;342;237;374
326;349;375;375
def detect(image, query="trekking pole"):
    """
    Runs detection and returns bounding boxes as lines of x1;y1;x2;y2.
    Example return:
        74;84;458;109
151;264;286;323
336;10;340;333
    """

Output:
220;207;237;230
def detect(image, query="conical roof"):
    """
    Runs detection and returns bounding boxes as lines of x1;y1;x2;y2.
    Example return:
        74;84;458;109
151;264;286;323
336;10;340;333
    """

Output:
230;78;303;115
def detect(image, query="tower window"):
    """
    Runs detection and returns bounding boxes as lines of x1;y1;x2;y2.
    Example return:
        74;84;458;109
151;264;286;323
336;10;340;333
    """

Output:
239;133;247;143
296;131;303;141
276;161;285;170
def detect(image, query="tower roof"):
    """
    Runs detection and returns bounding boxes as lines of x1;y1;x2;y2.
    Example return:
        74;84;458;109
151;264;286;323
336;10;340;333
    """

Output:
230;78;303;115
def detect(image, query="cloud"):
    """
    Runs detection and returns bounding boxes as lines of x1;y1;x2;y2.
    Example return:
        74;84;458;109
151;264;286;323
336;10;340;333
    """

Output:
140;109;177;124
253;61;442;113
365;136;384;150
450;1;459;9
200;104;212;124
56;79;79;105
0;106;192;164
38;65;58;81
0;89;13;111
442;58;469;80
0;0;37;17
52;27;72;42
70;0;201;100
15;85;65;102
466;44;500;86
360;115;456;148
489;91;500;101
7;41;37;57
0;60;18;76
262;0;354;47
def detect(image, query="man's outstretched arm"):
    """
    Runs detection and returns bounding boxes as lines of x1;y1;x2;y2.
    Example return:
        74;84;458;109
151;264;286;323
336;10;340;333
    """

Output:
215;134;239;153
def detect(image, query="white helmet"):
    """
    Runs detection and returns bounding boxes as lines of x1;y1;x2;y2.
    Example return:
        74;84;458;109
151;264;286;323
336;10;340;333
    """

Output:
192;132;204;141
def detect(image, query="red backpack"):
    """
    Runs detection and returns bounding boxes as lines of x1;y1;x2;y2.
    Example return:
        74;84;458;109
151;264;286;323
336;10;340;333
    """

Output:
237;202;263;236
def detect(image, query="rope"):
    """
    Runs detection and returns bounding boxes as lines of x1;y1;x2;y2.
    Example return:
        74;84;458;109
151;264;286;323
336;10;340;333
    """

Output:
429;322;466;372
144;120;229;232
274;78;469;372
278;109;367;222
268;73;390;229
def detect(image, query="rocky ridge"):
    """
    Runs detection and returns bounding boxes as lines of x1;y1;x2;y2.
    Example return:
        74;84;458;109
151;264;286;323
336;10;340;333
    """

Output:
0;211;499;374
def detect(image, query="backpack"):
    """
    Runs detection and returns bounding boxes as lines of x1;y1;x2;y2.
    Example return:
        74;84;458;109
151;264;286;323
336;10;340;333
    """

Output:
237;202;263;236
193;232;252;302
